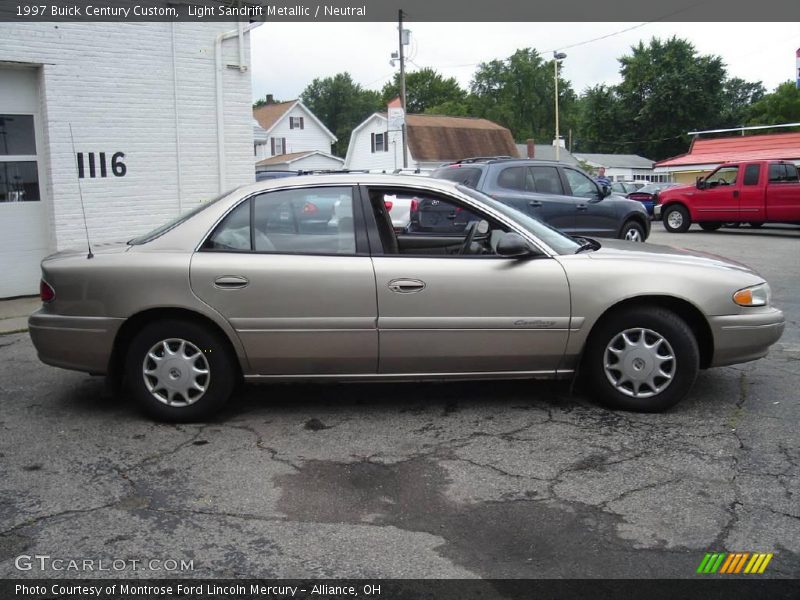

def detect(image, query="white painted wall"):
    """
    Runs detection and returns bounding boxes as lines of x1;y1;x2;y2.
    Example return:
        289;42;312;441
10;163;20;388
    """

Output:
261;103;334;159
345;114;411;171
0;22;255;296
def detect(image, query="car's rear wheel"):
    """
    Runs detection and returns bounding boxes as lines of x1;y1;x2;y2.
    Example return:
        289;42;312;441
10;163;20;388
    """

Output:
125;320;236;421
620;220;645;242
662;205;690;233
584;307;699;412
699;222;722;231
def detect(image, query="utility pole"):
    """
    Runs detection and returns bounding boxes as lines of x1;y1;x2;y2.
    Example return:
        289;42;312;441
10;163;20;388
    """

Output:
553;52;566;162
398;9;408;168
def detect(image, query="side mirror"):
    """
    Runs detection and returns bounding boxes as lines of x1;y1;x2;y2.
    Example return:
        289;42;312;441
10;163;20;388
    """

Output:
602;184;612;197
497;232;537;258
695;176;705;189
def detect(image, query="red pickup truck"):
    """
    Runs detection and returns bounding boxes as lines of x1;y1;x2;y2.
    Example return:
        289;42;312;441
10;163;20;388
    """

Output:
655;160;800;232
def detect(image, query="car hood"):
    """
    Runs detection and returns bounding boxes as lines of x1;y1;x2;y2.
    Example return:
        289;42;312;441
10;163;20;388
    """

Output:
585;238;759;275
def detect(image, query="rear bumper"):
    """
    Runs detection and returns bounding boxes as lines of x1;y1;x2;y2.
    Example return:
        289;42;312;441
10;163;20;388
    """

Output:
708;308;785;367
28;310;123;374
653;204;662;220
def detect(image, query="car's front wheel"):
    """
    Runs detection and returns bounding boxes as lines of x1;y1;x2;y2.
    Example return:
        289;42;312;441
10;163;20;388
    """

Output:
584;307;699;412
125;320;236;421
662;205;690;233
620;220;645;242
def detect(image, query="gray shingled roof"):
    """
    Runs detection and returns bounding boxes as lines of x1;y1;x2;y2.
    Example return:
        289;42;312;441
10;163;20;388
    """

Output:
573;153;654;169
514;144;580;165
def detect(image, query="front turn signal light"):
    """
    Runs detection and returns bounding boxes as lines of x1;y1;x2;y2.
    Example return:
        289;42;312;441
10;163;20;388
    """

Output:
733;283;770;307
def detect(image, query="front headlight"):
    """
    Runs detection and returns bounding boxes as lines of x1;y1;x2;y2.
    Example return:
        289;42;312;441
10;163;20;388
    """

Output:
733;283;771;307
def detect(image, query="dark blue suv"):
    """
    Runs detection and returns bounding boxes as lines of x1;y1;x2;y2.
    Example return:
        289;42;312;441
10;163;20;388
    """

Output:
432;158;650;241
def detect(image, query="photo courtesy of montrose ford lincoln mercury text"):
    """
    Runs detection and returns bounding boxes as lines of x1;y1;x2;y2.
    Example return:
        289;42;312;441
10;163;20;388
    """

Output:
28;175;785;421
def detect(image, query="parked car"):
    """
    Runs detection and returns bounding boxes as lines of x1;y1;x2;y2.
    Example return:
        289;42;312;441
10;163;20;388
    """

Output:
611;181;646;195
627;182;681;216
29;175;784;420
655;161;800;232
383;193;418;230
431;158;650;242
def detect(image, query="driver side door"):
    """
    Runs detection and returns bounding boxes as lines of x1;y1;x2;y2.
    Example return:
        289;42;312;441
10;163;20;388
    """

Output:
561;167;618;237
363;185;572;375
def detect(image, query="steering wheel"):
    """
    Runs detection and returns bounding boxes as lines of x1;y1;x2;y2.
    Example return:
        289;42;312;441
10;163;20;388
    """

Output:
459;221;478;255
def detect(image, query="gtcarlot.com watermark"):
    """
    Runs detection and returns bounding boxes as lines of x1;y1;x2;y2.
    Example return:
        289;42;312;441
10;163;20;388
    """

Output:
15;554;194;572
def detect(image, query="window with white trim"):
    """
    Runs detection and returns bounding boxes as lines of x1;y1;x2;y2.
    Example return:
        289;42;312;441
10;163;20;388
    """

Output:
289;116;304;130
0;115;39;202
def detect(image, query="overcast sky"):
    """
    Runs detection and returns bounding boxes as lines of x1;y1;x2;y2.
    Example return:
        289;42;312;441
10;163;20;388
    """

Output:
250;22;799;103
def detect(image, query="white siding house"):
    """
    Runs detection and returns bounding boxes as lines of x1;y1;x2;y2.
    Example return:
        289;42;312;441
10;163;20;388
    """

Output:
253;100;337;163
0;22;257;297
344;113;407;171
256;151;344;173
572;153;658;182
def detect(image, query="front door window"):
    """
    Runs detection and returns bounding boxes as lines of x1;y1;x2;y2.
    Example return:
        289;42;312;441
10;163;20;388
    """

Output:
0;115;39;202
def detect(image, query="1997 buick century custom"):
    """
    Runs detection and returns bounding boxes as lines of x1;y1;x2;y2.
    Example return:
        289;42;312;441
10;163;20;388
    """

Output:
29;175;785;420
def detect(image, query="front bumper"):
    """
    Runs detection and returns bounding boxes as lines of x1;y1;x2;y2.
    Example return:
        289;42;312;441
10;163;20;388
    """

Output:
708;308;785;367
28;310;124;374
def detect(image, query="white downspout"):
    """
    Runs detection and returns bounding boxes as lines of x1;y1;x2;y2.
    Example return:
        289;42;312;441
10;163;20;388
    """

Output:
171;22;183;213
214;22;260;193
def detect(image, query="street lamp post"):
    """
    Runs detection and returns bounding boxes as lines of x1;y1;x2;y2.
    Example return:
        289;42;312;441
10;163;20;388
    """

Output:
553;52;567;161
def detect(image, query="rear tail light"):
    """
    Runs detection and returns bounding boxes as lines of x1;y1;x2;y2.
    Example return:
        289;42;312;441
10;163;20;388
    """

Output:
410;199;419;212
384;200;394;212
40;279;55;303
302;201;319;215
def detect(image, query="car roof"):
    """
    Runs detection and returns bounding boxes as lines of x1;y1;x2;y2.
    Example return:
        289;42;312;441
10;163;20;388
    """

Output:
236;173;463;197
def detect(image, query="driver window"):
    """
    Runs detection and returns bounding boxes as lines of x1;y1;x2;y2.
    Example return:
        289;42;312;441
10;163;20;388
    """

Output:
370;189;511;257
563;168;599;199
708;166;739;186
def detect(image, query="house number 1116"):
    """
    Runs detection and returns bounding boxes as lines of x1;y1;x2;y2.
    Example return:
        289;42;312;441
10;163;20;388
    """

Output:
76;152;127;178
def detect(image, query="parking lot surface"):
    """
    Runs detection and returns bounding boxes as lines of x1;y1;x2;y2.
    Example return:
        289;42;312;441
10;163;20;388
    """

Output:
1;223;798;579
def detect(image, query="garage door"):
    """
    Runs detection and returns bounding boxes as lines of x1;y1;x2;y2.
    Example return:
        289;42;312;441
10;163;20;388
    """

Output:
0;67;49;298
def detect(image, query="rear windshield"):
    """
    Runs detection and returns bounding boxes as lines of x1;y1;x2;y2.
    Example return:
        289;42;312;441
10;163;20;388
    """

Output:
127;191;232;245
432;166;483;188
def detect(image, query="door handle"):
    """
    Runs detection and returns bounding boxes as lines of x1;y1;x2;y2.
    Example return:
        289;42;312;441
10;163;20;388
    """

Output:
528;200;542;208
388;279;426;294
576;204;588;211
214;275;249;289
733;190;740;198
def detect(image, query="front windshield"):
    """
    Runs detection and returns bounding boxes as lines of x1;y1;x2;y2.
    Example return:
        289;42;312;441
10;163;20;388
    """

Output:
128;191;233;245
456;184;581;255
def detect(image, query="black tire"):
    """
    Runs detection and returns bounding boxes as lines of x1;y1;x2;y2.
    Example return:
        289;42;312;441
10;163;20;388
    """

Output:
619;220;646;242
125;319;236;422
749;222;764;228
662;205;690;233
583;307;699;412
699;222;722;231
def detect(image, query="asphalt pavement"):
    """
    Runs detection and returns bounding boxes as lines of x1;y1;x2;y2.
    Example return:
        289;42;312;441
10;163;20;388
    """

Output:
0;222;798;579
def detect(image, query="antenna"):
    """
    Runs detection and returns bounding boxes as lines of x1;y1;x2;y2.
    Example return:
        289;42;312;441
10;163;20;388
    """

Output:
68;124;93;259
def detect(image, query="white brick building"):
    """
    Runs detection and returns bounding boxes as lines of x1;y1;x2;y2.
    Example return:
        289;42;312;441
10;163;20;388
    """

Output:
0;23;258;297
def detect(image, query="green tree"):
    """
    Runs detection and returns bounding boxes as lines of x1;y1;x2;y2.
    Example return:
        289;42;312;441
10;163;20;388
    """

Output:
720;77;766;127
469;48;577;144
574;84;625;153
615;37;726;160
300;73;382;157
746;81;800;125
380;68;467;114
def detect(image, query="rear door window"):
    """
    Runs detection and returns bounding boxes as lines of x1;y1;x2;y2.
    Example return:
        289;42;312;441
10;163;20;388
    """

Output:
528;166;564;195
743;164;760;186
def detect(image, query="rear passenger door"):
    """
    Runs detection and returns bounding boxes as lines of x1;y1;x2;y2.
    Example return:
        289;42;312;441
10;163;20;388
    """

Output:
766;163;800;221
190;186;378;376
491;165;577;232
